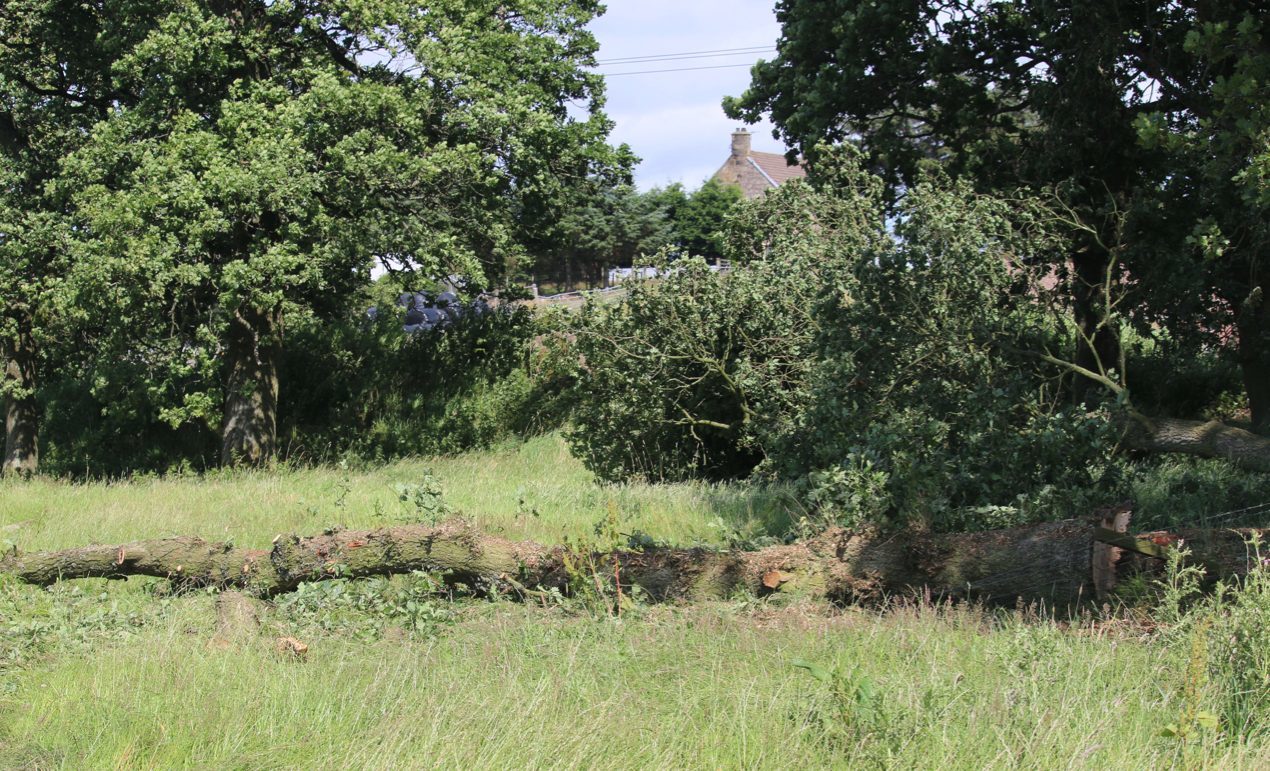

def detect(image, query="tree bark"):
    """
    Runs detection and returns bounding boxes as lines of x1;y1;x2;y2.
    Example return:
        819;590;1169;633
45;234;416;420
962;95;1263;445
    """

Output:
1235;284;1270;434
5;512;1260;605
2;322;39;476
221;305;281;467
1127;415;1270;473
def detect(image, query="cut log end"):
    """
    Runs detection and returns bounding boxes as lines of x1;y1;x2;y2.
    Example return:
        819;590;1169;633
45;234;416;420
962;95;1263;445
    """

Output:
1091;502;1134;599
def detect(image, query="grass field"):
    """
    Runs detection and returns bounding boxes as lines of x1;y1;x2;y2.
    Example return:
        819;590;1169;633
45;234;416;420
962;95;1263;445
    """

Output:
1;434;1267;769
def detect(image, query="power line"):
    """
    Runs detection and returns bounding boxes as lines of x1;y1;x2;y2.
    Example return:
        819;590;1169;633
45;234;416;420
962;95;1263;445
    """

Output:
596;49;773;67
600;62;760;78
594;45;775;65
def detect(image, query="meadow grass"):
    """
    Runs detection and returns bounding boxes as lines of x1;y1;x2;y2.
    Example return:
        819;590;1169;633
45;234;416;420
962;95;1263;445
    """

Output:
0;434;792;552
1;434;1267;769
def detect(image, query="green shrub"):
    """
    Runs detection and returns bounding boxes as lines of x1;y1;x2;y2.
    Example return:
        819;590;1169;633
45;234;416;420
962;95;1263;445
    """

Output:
567;153;1130;531
567;164;882;483
567;257;769;482
38;342;220;475
34;292;553;475
276;300;544;462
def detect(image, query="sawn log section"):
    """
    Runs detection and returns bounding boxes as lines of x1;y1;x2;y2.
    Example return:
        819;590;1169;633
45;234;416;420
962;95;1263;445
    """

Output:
2;513;1264;605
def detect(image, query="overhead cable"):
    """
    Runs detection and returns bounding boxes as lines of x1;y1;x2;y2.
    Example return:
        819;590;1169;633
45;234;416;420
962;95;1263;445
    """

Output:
595;45;774;66
600;62;760;78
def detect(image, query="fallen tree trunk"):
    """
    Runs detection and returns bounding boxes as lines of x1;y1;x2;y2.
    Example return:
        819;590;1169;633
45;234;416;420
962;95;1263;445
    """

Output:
1034;351;1270;472
1;512;1265;606
1127;416;1270;473
1101;525;1270;590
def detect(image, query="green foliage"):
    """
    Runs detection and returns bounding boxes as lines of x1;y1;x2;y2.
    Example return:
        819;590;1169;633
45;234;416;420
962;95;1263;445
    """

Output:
534;175;741;292
0;579;168;690
567;255;767;482
27;296;548;475
1127;343;1244;423
569;150;1124;530
276;572;456;642
1157;616;1223;752
726;0;1158;207
567;155;881;484
541;182;683;290
1155;545;1211;629
553;507;647;618
389;470;452;526
677;177;743;258
729;0;1270;436
3;0;627;469
277;299;544;464
791;657;898;757
765;165;1124;530
36;357;221;475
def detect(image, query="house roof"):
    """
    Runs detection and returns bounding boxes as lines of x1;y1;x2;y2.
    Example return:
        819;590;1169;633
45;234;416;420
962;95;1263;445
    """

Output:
748;151;807;187
712;129;808;198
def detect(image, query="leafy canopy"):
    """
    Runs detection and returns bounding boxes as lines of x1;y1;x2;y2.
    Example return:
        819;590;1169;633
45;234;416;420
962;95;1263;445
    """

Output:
49;0;626;434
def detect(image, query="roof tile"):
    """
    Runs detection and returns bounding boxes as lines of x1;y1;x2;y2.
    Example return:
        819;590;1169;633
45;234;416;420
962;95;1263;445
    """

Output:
749;151;807;185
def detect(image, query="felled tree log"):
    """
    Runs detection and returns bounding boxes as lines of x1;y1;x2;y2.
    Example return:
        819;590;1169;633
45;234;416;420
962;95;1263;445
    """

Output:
1103;526;1270;588
1;514;1265;605
1127;416;1270;473
0;521;556;598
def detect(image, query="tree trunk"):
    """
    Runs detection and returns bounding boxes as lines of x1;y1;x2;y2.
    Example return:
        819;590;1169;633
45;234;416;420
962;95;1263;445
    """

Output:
2;323;38;476
221;305;281;467
1127;415;1270;472
1070;245;1121;406
1111;526;1269;589
5;511;1259;606
1235;284;1270;434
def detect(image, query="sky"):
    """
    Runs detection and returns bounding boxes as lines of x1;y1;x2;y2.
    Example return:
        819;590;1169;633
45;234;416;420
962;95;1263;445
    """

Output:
586;1;789;191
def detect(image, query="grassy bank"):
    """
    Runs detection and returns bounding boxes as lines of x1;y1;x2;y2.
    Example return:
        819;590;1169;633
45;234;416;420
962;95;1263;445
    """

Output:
1;435;1266;768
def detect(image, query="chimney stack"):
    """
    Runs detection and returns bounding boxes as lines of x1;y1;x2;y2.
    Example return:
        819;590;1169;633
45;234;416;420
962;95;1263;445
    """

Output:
730;128;752;158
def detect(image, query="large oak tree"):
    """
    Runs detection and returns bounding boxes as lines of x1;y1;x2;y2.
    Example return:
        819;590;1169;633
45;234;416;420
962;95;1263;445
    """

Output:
5;0;625;468
0;0;144;474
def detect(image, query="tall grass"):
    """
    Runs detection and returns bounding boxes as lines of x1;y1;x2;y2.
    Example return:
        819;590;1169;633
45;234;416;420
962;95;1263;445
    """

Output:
0;434;792;552
5;597;1267;769
1;434;1267;768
